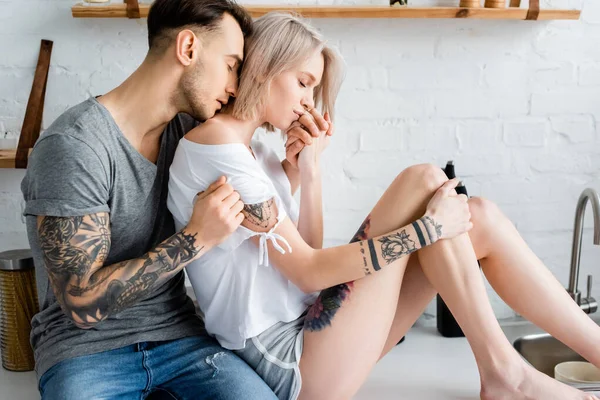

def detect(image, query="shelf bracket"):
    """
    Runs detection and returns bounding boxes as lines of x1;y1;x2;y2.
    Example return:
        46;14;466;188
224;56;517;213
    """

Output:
526;0;540;20
125;0;141;19
16;39;53;169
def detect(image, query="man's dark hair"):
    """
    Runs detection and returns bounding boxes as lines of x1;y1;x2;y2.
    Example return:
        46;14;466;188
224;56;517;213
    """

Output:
147;0;253;53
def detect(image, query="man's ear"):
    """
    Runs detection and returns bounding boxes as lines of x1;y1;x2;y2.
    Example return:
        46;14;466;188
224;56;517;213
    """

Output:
175;29;201;67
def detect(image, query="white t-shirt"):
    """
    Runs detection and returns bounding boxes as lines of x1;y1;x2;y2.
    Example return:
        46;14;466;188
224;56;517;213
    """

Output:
167;137;316;349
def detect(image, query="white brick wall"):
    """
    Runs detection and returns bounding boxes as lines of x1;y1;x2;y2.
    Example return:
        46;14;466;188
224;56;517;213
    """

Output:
1;0;599;322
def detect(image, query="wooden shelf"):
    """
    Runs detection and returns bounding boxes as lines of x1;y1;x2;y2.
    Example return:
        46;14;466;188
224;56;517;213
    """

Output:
0;149;34;169
71;3;580;20
0;149;17;169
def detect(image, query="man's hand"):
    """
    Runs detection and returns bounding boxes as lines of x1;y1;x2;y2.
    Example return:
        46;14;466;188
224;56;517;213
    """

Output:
285;110;335;168
185;176;245;248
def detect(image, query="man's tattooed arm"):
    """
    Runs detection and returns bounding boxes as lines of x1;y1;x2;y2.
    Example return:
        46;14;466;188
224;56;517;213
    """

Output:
37;212;206;329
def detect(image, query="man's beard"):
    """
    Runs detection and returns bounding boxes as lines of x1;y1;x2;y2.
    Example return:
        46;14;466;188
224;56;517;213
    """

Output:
181;65;212;121
188;95;212;122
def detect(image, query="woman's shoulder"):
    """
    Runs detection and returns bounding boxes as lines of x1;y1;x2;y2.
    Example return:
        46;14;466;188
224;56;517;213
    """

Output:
184;117;239;145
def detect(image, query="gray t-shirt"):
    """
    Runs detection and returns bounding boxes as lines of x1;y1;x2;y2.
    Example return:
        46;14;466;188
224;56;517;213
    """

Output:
21;97;205;379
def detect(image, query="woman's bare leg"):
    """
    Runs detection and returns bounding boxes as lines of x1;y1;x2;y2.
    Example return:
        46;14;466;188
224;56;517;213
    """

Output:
466;198;600;368
382;196;600;366
299;164;595;400
379;255;436;357
298;164;447;400
417;231;599;400
379;195;600;399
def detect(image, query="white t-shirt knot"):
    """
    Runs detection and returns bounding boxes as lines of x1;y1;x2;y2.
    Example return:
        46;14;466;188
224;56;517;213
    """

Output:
258;232;292;267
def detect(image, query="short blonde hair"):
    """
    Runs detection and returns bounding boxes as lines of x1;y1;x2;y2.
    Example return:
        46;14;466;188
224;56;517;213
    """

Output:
231;12;345;132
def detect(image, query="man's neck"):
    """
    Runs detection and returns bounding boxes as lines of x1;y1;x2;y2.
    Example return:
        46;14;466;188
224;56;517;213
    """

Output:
98;58;181;148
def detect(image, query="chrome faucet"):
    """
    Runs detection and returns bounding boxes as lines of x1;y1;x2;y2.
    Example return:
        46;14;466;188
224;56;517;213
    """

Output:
567;188;600;314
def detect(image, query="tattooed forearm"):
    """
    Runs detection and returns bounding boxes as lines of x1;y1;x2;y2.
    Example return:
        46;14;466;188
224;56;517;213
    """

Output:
351;216;373;276
412;219;427;247
38;213;205;329
367;239;382;271
350;214;437;279
304;214;431;332
243;199;275;229
101;231;201;316
67;260;129;296
416;215;442;243
378;230;417;264
358;242;371;276
423;216;443;242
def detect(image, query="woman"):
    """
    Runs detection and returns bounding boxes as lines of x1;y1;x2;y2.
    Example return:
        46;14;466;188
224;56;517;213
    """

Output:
168;12;600;400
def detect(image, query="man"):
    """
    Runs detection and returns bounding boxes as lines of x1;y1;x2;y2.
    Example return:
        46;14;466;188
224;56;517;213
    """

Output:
21;0;323;398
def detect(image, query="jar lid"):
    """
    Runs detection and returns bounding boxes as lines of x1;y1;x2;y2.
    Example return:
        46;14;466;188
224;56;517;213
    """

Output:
0;249;34;271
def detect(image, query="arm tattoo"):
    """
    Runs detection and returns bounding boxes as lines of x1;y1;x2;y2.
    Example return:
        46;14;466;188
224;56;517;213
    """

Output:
304;216;420;332
243;199;275;229
367;239;382;271
38;213;204;328
358;242;371;276
103;231;201;315
39;214;110;278
411;220;427;247
422;216;443;242
377;230;417;264
351;216;373;276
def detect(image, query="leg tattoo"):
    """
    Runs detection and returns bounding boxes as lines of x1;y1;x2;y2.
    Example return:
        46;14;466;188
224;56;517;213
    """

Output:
303;215;372;331
304;282;354;331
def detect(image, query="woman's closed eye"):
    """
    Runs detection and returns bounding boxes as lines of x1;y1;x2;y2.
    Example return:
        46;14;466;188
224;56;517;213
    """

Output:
298;80;307;88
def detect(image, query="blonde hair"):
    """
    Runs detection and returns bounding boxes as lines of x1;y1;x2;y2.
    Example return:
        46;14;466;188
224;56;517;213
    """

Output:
231;12;345;132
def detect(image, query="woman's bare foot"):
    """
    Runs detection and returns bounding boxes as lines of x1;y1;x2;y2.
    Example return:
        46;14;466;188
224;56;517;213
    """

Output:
480;359;599;400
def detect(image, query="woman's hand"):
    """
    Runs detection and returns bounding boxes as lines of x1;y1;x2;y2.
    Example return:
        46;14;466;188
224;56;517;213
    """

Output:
285;110;335;168
296;112;333;174
422;178;472;242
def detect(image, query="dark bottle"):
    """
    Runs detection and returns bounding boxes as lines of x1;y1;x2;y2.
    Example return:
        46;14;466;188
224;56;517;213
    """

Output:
436;161;469;338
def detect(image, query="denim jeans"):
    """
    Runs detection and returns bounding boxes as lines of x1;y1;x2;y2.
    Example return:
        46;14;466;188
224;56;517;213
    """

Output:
39;335;278;400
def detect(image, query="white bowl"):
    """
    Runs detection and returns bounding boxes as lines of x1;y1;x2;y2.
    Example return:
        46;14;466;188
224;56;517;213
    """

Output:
555;361;600;384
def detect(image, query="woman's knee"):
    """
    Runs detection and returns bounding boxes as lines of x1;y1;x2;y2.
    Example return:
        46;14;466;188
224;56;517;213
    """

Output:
468;197;504;227
468;197;515;256
469;197;516;245
396;163;448;193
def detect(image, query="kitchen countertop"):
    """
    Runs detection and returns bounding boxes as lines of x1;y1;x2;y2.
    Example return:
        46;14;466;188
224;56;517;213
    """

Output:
0;317;595;400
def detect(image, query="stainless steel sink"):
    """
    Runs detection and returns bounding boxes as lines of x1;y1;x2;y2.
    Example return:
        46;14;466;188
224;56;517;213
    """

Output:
513;333;586;377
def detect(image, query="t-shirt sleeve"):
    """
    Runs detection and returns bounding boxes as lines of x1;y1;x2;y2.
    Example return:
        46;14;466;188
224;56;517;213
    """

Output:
182;144;289;256
21;134;110;217
185;144;277;206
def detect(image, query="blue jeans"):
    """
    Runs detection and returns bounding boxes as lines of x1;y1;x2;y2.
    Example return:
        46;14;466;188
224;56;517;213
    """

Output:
39;335;277;400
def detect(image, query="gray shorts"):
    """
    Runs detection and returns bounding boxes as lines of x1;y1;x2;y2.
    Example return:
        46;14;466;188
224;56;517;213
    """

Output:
234;313;306;400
